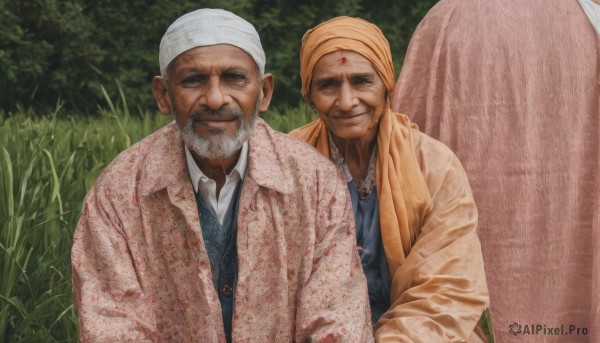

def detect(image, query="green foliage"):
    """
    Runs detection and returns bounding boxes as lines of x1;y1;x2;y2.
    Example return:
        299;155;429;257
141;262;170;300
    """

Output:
260;102;315;133
0;0;235;113
1;0;438;114
0;0;99;111
359;0;439;76
480;308;495;343
245;0;364;109
0;103;170;341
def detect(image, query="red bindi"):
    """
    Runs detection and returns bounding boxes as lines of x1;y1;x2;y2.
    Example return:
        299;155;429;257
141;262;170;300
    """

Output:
341;57;347;64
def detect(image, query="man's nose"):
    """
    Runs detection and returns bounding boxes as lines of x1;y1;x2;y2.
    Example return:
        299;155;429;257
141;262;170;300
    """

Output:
204;76;227;110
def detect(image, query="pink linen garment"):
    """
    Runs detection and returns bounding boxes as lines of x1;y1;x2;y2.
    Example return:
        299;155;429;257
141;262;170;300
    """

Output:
72;119;373;342
393;0;600;342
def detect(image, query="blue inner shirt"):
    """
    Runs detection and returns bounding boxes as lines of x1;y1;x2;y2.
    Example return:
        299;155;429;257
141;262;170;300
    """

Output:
348;182;392;324
194;180;242;343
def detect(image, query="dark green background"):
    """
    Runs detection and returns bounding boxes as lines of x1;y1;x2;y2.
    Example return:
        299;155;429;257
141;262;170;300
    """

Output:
0;0;438;114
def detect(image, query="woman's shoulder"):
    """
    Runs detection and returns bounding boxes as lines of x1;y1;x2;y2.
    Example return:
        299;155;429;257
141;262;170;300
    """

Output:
288;119;321;140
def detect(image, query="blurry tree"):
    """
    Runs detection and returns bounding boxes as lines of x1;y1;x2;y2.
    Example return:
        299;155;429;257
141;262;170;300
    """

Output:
0;0;438;114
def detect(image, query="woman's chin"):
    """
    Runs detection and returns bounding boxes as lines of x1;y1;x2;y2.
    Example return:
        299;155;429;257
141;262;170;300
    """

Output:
330;127;370;141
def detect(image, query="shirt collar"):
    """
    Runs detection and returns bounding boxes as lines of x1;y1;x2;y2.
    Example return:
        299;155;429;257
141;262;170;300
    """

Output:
185;140;248;193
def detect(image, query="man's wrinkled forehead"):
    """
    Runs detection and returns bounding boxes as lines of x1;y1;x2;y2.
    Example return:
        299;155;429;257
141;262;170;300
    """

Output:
169;44;261;76
159;8;266;76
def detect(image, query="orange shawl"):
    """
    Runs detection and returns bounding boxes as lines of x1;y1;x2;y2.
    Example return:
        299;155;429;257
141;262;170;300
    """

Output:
294;15;433;276
289;109;433;276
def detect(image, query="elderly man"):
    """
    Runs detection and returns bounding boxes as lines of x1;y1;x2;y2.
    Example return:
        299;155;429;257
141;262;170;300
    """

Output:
71;9;372;342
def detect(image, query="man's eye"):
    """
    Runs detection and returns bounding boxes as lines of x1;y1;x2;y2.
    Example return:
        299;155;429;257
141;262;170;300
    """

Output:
181;76;206;84
224;73;247;82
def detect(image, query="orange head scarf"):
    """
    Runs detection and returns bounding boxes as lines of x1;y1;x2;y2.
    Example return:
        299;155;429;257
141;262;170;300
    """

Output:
290;16;433;277
300;16;395;101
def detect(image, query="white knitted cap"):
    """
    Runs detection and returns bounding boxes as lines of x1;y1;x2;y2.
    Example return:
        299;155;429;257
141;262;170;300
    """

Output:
159;9;265;76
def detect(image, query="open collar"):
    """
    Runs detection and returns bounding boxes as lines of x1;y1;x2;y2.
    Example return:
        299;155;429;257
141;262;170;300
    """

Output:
243;118;294;195
184;141;249;193
141;118;294;199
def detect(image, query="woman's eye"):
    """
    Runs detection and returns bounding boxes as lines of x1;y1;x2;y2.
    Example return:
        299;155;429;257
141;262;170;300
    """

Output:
317;80;335;90
353;77;372;85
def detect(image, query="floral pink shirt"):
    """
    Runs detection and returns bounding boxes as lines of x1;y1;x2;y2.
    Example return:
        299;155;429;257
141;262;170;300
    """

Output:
72;119;373;342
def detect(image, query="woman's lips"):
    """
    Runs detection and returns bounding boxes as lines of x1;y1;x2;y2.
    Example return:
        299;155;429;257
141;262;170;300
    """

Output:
332;111;366;120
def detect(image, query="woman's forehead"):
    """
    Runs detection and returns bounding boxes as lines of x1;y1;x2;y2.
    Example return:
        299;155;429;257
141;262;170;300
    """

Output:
313;50;377;76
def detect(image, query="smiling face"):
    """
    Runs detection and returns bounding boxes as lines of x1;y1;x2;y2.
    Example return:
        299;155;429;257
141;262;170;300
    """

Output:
152;44;273;159
308;50;386;142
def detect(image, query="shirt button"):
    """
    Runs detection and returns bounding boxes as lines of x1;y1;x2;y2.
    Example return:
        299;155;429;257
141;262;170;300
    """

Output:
221;284;233;297
357;245;363;254
358;188;369;199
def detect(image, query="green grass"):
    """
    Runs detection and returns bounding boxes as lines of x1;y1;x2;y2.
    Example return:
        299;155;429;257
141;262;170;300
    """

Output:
0;106;167;342
0;101;314;342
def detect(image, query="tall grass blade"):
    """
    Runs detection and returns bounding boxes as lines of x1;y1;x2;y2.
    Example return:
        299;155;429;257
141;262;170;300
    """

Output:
18;158;35;210
42;149;64;214
110;115;131;148
100;85;116;114
0;295;27;319
115;79;130;117
49;304;74;332
2;148;14;218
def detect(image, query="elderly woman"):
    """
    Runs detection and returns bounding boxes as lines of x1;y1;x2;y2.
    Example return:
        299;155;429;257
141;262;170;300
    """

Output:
289;17;489;342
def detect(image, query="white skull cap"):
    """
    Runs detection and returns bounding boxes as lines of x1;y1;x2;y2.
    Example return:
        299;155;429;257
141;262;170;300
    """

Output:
159;9;265;76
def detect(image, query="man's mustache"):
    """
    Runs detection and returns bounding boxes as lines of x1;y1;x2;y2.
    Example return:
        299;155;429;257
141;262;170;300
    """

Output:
190;107;244;121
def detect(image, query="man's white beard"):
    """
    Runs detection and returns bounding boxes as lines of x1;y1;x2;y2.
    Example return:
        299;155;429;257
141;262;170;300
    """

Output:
179;108;258;160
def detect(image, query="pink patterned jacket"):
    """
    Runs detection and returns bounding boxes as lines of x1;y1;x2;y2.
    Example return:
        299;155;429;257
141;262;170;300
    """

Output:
72;119;373;342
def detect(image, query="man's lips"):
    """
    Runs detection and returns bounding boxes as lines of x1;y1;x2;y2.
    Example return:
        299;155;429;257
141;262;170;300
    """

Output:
191;114;239;122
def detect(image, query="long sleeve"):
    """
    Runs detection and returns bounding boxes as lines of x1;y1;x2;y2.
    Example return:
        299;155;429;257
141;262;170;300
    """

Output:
375;133;489;342
295;169;374;343
72;187;157;342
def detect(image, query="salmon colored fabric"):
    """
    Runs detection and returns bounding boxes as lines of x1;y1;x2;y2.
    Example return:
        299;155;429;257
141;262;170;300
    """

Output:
299;16;395;100
393;0;600;342
72;119;373;342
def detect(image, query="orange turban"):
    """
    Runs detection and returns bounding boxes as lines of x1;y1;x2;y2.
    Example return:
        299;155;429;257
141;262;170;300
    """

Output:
300;16;395;100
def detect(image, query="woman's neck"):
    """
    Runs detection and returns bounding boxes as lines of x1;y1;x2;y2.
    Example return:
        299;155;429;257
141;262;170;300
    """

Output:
331;130;377;182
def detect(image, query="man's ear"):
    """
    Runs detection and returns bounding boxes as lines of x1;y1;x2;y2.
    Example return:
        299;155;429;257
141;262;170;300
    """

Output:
151;76;173;116
258;73;274;112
